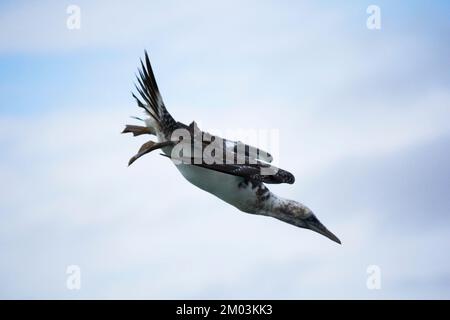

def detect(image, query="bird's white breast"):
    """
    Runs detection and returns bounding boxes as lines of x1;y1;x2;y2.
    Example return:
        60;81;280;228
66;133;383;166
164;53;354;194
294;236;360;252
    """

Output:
175;164;260;213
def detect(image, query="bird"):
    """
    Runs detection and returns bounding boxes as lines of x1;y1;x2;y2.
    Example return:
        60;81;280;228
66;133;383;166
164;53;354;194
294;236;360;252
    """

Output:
122;51;341;244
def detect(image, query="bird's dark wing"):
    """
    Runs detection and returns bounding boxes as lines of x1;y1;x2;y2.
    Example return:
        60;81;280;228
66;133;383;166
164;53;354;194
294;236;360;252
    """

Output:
162;132;295;184
164;121;292;184
162;150;295;184
191;160;295;184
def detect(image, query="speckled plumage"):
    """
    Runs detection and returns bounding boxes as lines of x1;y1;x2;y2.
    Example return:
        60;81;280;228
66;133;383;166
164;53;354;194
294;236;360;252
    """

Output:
122;52;341;244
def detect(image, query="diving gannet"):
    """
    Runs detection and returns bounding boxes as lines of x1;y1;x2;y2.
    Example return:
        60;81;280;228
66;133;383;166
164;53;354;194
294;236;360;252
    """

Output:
122;52;341;244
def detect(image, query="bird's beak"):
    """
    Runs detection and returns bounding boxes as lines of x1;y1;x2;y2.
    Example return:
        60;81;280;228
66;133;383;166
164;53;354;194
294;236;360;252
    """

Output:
303;214;341;244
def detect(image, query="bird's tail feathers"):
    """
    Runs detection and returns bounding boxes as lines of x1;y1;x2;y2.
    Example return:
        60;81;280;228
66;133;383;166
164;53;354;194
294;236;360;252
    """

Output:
132;51;177;136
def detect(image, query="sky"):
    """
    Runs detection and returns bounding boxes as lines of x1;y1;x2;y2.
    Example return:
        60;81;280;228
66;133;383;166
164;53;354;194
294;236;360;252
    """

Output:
0;0;449;299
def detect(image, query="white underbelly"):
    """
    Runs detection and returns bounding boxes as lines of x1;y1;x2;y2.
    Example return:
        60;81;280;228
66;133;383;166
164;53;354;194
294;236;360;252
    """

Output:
175;164;258;212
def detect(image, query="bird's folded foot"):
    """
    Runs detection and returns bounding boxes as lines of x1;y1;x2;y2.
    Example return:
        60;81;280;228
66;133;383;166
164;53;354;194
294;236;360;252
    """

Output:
128;140;175;166
122;125;153;136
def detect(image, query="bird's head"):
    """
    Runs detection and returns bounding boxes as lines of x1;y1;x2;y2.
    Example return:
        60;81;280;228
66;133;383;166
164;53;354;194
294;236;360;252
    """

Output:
275;200;342;244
